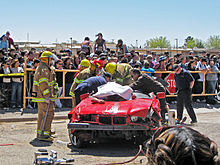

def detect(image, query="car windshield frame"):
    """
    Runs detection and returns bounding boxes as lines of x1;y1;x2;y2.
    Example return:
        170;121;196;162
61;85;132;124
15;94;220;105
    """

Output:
133;91;152;99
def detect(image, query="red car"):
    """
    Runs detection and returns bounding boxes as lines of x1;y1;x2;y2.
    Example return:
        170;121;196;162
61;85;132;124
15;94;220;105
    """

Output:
67;91;163;148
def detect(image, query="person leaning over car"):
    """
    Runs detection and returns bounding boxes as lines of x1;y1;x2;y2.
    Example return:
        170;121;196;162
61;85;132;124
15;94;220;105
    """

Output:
74;72;112;105
129;68;168;122
105;62;133;85
69;60;99;107
173;64;197;124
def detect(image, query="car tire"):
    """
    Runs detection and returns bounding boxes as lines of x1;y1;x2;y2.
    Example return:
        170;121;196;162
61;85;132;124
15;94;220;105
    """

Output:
68;129;87;148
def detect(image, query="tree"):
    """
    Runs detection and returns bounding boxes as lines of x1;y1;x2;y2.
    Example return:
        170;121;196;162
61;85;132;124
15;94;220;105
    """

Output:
195;39;205;48
185;36;196;49
206;35;220;49
147;36;171;48
185;36;194;43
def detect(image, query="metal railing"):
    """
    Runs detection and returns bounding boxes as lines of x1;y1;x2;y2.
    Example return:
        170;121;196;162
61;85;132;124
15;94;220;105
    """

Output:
144;70;218;98
20;57;218;108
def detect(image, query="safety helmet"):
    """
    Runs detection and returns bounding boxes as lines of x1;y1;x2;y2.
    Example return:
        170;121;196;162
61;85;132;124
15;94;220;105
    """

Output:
93;59;104;69
105;62;117;75
80;59;90;68
39;51;53;63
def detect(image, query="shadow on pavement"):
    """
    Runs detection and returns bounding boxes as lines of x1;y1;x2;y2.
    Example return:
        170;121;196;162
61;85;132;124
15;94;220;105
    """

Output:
67;139;144;157
30;138;53;147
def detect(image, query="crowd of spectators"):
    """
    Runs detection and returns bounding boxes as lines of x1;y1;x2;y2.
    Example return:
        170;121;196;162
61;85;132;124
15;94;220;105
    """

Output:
0;31;220;109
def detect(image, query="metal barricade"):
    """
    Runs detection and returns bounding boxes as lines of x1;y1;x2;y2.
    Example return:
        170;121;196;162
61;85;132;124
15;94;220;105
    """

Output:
22;60;218;108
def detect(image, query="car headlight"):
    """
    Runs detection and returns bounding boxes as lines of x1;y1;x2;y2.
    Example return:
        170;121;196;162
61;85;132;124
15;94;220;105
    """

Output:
130;116;139;122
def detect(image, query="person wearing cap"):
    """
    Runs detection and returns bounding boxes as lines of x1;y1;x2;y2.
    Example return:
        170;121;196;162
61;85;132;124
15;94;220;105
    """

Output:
69;60;98;107
93;33;106;52
173;64;197;124
32;51;59;142
154;55;168;87
105;62;133;85
74;73;111;105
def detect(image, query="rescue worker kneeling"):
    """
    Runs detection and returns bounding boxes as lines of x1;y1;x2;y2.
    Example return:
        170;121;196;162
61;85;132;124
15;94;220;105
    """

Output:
32;51;58;142
74;72;111;105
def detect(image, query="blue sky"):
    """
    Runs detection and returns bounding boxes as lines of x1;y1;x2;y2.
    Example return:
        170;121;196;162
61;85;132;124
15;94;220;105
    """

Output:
1;0;220;47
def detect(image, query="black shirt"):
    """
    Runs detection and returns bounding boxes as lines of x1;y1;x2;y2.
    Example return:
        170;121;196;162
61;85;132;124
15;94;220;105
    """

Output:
129;74;165;94
174;69;194;91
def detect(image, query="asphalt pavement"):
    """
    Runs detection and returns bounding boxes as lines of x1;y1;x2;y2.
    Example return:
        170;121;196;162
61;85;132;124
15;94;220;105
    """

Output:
0;107;70;122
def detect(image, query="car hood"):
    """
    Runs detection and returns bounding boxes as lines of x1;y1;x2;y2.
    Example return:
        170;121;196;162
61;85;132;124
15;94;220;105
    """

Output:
75;98;153;118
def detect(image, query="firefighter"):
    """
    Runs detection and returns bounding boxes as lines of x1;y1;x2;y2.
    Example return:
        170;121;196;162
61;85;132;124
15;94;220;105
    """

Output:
73;59;91;79
79;59;91;71
32;51;58;142
105;62;133;85
69;60;98;107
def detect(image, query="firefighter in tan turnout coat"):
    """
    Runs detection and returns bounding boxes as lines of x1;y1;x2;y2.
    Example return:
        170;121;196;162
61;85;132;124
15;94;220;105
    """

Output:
69;60;97;107
32;51;58;142
105;62;133;85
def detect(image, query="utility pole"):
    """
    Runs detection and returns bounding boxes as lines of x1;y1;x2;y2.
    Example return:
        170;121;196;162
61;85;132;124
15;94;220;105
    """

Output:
70;37;72;51
175;38;178;54
175;38;178;49
27;33;29;42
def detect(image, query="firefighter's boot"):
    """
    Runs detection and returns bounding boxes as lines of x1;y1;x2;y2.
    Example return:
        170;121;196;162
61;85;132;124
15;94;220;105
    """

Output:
38;135;54;142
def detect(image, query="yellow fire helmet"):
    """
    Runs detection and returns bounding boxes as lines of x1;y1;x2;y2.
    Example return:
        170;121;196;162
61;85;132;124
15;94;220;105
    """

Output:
80;59;91;68
39;51;53;63
105;62;117;75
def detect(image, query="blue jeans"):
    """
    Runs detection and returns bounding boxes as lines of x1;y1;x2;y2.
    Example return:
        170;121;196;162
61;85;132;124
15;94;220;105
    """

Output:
206;80;217;100
11;82;23;107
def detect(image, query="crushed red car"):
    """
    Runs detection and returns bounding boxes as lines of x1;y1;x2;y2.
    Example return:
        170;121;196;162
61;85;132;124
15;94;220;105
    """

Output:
67;90;163;148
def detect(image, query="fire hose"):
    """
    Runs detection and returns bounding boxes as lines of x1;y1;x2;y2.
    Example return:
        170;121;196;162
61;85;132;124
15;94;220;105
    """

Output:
96;145;146;165
0;144;14;146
